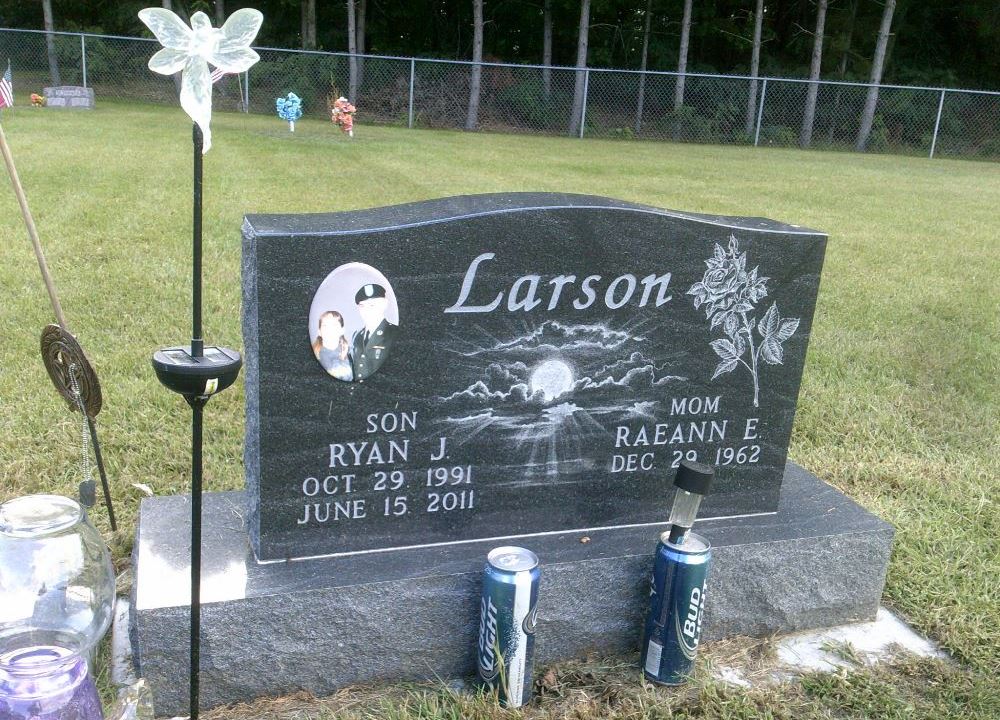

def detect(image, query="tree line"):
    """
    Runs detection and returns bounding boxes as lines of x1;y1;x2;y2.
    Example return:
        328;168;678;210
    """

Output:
9;0;998;148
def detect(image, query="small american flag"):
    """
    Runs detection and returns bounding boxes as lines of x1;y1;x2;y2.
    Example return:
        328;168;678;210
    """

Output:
210;66;227;84
0;62;13;108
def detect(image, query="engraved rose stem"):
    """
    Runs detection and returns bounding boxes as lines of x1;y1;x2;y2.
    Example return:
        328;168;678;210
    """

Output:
741;312;760;408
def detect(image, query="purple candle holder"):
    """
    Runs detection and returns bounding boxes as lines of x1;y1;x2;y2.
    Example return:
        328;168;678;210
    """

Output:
0;645;103;719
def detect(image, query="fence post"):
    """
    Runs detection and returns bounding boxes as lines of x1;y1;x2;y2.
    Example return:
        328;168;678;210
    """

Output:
81;35;87;89
754;78;768;146
578;69;590;139
929;89;946;159
408;58;415;129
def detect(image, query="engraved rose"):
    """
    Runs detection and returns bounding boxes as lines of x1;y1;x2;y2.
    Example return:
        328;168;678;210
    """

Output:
701;264;745;303
687;236;799;407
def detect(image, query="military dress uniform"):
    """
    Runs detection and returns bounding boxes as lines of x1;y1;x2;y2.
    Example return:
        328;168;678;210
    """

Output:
351;318;397;381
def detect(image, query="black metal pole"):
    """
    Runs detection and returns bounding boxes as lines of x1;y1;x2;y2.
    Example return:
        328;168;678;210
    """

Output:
85;413;117;531
190;122;205;720
189;398;205;720
191;124;204;358
151;105;240;720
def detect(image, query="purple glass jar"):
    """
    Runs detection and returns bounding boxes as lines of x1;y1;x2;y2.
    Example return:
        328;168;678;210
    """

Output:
0;645;103;719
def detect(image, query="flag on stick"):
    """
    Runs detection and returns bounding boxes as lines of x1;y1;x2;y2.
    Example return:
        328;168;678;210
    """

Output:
0;62;14;108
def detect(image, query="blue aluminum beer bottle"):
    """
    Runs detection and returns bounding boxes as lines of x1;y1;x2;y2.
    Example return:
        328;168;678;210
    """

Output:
477;546;540;707
641;460;714;685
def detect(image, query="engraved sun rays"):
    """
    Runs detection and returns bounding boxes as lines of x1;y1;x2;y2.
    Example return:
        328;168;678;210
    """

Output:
429;314;686;479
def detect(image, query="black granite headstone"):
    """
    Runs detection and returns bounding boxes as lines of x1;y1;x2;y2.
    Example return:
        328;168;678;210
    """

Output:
242;194;826;561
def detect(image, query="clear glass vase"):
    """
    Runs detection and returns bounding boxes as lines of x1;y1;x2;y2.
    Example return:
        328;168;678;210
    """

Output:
0;494;115;719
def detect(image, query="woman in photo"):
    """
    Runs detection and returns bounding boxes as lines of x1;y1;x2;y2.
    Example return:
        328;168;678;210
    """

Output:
312;311;354;381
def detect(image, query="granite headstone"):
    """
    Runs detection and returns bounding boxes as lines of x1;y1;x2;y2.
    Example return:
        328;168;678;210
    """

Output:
128;195;895;716
242;194;827;561
42;86;95;109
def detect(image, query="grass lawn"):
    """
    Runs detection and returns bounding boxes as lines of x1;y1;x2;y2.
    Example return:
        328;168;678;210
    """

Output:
0;104;997;718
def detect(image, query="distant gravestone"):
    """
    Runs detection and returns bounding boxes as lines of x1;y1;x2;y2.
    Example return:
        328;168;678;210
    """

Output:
43;86;95;109
242;194;827;562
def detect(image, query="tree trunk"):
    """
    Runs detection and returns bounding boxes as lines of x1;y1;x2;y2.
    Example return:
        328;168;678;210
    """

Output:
673;0;692;112
215;0;225;25
347;0;358;103
634;0;653;134
568;0;591;136
542;0;553;101
855;0;896;151
301;0;317;49
41;0;61;86
357;0;367;87
744;0;764;136
826;0;857;143
800;0;828;148
465;0;484;130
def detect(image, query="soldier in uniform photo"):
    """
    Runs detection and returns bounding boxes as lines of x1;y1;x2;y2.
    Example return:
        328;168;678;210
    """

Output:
352;283;398;381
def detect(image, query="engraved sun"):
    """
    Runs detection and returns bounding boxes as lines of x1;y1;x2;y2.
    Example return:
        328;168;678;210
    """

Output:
530;359;575;402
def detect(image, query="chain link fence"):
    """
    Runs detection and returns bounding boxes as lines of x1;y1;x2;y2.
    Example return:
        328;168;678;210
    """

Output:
2;27;998;160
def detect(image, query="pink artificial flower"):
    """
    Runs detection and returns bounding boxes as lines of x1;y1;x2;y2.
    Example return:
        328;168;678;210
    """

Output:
330;96;357;136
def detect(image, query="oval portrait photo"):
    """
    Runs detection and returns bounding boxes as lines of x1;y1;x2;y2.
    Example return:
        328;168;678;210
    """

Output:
308;263;400;383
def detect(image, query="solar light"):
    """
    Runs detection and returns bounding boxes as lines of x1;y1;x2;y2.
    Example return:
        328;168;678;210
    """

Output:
138;8;263;718
666;460;715;545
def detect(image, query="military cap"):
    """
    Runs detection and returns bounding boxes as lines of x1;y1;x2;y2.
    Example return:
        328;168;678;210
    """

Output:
355;283;387;303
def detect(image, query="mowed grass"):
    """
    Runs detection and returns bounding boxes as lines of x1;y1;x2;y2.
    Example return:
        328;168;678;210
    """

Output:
0;104;997;718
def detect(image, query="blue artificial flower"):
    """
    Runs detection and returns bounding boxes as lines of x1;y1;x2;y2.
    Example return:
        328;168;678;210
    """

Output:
276;92;303;122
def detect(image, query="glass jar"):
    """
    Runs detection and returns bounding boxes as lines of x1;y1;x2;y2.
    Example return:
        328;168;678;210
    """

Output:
0;645;103;719
0;494;115;719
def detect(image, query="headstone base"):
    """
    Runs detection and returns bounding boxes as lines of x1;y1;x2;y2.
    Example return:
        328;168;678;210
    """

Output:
124;463;893;716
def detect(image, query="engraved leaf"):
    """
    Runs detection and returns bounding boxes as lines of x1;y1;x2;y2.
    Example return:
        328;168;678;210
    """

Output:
723;313;739;339
761;337;784;365
710;338;739;361
687;282;706;296
777;318;800;341
714;243;727;262
712;358;739;380
758;302;780;340
732;330;747;357
710;311;728;329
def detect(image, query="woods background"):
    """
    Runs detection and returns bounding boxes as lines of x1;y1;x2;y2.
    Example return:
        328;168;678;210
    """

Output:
2;1;996;92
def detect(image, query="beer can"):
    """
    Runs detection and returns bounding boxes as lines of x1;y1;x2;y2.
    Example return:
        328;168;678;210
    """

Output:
640;531;710;685
477;546;540;707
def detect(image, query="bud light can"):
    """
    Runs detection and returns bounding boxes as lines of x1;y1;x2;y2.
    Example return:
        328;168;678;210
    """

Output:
640;531;710;685
477;546;540;707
